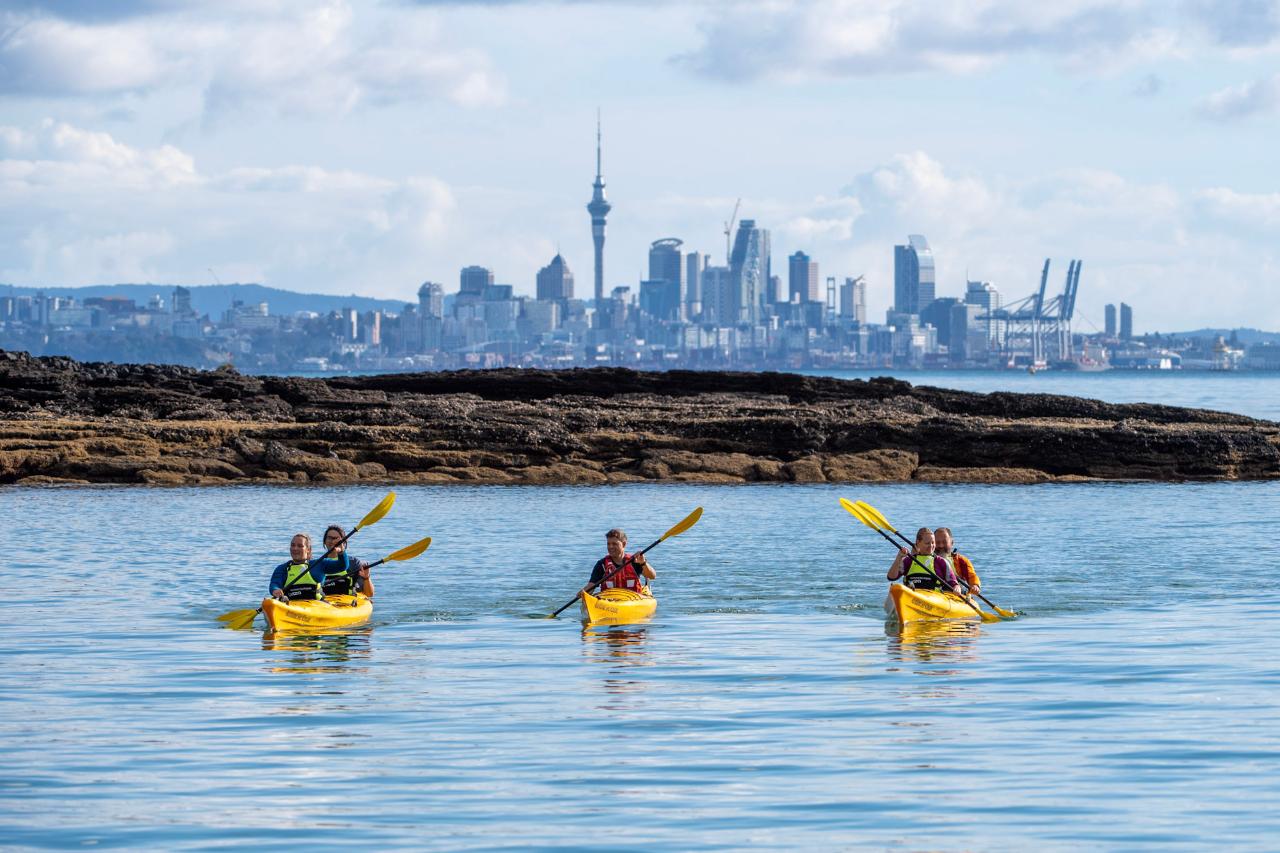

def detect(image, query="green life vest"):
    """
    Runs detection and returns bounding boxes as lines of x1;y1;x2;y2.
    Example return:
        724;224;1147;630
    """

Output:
283;561;319;591
904;553;951;585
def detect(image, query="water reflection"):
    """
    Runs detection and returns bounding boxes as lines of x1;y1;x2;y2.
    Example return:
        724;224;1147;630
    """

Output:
262;628;373;674
885;619;983;668
581;626;651;699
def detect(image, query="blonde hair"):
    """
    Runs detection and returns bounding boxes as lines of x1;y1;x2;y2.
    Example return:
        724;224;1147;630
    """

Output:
914;527;933;546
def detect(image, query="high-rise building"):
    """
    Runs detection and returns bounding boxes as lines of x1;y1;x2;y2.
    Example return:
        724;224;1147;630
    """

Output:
894;235;935;315
729;219;770;324
685;252;704;317
840;276;867;324
171;286;192;316
460;266;493;299
1120;303;1133;341
586;114;611;307
788;251;819;303
701;266;732;326
648;238;684;320
965;280;1002;344
536;254;574;304
418;282;444;319
1105;303;1117;337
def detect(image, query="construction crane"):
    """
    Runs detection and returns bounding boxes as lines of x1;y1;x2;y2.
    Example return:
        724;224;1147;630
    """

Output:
208;267;222;286
723;198;741;264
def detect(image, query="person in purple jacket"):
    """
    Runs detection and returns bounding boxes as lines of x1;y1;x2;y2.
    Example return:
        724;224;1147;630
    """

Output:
886;527;961;592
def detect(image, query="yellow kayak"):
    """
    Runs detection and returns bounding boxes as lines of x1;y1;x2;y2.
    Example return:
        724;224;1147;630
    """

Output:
580;587;657;625
885;583;980;624
261;593;373;632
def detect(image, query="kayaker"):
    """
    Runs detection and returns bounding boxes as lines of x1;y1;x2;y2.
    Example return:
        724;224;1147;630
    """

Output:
583;528;655;595
316;524;375;597
886;527;960;592
269;533;325;602
934;527;980;597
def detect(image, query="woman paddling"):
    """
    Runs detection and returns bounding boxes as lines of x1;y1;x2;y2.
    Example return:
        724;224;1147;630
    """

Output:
886;527;960;592
268;533;326;602
316;524;374;597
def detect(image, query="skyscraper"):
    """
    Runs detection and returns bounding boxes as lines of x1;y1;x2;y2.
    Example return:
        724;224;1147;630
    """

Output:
586;114;611;308
418;281;444;318
536;254;574;303
685;251;704;318
1105;303;1117;337
1120;303;1133;341
459;266;493;299
894;235;935;315
965;280;1001;344
729;219;770;324
647;238;684;322
840;276;866;324
788;251;819;303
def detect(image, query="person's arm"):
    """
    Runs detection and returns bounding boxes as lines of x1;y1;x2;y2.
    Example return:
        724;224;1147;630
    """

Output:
269;563;287;599
351;556;374;597
633;552;656;580
582;559;604;592
961;556;980;592
887;548;909;580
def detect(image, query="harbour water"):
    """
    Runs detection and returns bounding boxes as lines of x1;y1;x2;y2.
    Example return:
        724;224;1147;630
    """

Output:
5;481;1280;849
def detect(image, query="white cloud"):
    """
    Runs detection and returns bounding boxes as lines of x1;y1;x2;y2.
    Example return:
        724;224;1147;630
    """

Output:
0;2;505;120
679;0;1279;81
1198;72;1280;118
0;119;457;293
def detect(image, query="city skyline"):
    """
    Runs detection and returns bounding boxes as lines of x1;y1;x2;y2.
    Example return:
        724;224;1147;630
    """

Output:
1;2;1279;332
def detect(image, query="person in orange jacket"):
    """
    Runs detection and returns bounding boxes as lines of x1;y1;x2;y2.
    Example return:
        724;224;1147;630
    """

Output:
934;527;980;598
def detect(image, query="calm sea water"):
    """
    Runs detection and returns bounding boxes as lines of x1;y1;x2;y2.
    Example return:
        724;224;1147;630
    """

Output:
4;482;1279;849
800;369;1280;422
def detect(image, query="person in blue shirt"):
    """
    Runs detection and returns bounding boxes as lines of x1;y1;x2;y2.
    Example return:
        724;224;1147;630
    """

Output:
316;525;374;598
268;533;328;602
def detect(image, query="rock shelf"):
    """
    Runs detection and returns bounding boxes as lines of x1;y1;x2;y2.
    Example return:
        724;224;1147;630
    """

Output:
2;350;1277;486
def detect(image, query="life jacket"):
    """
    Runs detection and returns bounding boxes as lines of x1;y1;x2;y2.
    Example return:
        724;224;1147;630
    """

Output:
282;561;321;601
904;553;954;591
600;553;643;591
319;554;355;596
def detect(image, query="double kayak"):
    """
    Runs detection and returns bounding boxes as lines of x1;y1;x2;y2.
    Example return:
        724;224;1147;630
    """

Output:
580;587;657;625
261;593;373;632
885;583;980;624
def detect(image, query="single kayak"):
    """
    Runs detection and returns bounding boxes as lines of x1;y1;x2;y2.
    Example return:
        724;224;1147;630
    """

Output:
885;583;980;624
261;593;373;632
580;587;657;625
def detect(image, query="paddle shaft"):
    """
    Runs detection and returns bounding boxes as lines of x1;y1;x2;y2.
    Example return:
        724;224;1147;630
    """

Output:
279;526;360;596
550;536;661;618
871;526;988;618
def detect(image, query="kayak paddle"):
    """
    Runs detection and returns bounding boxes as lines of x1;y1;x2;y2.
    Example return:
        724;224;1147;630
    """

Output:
842;498;998;623
847;498;1015;619
218;491;397;629
548;506;704;618
337;536;433;606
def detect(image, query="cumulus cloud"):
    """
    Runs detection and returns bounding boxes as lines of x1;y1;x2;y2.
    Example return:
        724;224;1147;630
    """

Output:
678;0;1280;81
0;2;505;118
0;119;457;292
1198;72;1280;118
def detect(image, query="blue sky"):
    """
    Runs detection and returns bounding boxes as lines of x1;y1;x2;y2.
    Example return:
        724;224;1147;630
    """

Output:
2;0;1278;332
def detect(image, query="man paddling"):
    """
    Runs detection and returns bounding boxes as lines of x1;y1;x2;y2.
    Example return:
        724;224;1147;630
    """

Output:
582;528;655;596
934;527;980;598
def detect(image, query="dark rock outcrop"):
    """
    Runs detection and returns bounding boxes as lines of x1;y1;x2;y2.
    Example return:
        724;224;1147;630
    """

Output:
1;349;1277;486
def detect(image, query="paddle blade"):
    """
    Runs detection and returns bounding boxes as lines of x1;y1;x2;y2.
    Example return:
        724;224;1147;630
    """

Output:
839;497;877;529
222;608;259;630
990;603;1018;619
853;500;896;534
660;506;703;541
383;536;432;564
356;491;397;530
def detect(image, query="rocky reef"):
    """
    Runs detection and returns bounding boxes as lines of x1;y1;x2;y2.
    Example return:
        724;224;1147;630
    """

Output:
1;349;1277;486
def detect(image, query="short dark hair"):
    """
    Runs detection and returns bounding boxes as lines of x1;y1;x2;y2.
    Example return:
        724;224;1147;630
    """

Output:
605;528;627;543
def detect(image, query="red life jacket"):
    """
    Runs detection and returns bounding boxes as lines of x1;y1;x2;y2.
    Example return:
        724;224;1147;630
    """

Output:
600;554;642;591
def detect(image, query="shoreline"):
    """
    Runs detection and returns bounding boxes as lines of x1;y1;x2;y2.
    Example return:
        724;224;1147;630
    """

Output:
2;350;1278;486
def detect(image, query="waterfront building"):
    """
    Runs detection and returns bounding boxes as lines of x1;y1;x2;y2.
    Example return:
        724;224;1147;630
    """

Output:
586;115;611;308
535;254;574;305
788;251;820;303
685;252;704;318
965;280;1002;344
1105;303;1117;337
839;276;867;324
894;235;935;315
1120;303;1133;341
729;219;770;324
701;266;733;326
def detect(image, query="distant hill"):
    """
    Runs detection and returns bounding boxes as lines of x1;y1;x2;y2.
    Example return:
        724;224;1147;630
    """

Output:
0;283;413;317
1169;328;1280;345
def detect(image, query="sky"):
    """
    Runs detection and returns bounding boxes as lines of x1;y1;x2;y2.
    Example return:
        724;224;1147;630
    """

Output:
1;0;1279;333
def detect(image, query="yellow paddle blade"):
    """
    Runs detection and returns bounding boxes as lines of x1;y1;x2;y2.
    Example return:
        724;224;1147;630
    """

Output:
356;491;397;530
383;536;432;563
854;500;897;534
839;497;878;530
217;607;255;623
660;506;703;541
989;602;1018;618
222;609;258;630
974;606;1001;624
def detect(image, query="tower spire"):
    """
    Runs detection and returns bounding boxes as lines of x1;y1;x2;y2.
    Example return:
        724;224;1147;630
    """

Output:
587;109;612;310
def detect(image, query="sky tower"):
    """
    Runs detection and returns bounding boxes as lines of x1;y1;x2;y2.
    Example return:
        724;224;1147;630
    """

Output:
586;112;611;307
